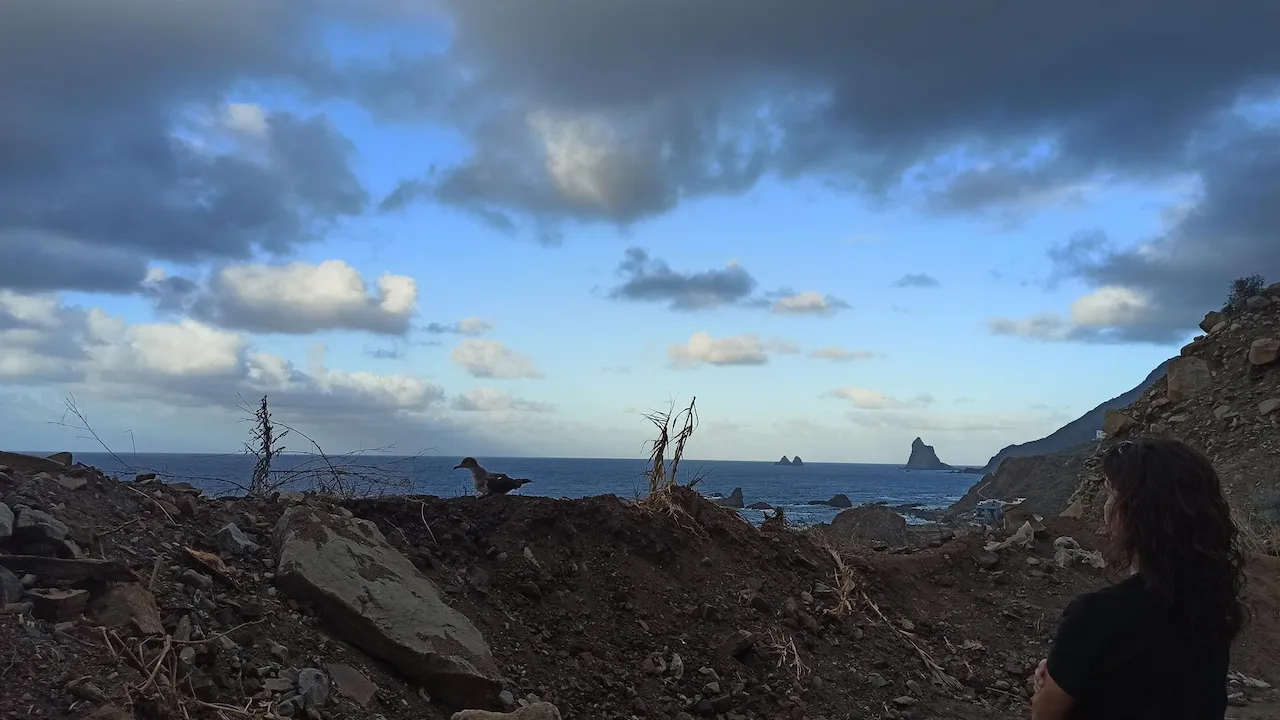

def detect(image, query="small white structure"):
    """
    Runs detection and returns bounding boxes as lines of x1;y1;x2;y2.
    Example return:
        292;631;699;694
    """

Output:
1095;429;1106;441
972;499;1005;527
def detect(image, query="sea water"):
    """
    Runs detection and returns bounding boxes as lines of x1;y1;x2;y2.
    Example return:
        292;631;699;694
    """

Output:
74;452;980;526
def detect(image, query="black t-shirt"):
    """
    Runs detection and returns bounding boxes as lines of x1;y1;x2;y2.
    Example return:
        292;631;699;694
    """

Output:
1048;574;1229;719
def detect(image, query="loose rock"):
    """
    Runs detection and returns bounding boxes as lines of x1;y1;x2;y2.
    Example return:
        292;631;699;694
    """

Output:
451;703;562;720
274;505;503;708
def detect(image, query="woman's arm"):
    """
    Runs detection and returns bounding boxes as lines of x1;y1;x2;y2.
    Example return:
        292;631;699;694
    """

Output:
1031;670;1076;720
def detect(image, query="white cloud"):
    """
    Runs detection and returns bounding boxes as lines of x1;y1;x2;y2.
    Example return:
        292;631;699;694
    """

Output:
452;387;554;413
824;386;935;410
668;332;797;368
988;285;1160;343
224;103;270;138
1068;286;1153;326
0;292;444;423
808;347;876;362
770;291;848;315
450;339;545;379
158;260;419;335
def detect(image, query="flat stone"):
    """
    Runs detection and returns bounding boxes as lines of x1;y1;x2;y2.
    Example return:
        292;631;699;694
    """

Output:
0;567;23;604
1166;356;1212;403
274;506;503;708
1102;410;1139;436
27;588;89;622
56;475;88;491
326;663;378;707
45;452;73;466
297;668;330;708
0;502;13;542
89;583;164;636
1259;398;1280;416
215;523;260;556
14;505;70;541
451;704;562;720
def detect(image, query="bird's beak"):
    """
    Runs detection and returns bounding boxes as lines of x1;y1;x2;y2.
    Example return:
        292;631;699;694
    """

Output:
453;464;463;470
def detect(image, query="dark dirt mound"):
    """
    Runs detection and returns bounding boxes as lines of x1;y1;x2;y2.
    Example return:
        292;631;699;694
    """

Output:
2;461;1278;719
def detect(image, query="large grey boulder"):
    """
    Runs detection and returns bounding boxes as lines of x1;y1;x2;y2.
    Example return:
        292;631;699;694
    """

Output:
274;506;502;708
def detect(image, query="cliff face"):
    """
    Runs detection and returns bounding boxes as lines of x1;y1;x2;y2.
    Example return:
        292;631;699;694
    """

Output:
905;437;951;470
1063;284;1280;526
980;360;1170;473
948;448;1092;518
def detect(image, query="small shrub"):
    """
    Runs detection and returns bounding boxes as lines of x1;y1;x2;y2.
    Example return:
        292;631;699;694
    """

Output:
1224;274;1267;315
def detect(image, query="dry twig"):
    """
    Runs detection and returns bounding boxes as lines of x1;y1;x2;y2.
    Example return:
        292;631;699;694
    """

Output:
862;591;963;692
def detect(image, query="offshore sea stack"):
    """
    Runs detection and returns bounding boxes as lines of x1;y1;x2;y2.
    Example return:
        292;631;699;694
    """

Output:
905;437;952;470
1063;281;1280;525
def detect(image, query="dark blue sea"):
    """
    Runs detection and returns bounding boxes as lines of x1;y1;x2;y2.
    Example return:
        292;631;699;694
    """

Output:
70;452;980;527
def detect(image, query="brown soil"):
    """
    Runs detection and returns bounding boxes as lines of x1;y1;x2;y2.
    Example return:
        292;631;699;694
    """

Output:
2;463;1277;720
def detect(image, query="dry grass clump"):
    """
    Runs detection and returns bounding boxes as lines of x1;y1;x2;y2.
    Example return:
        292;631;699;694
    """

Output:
760;628;809;683
1234;500;1280;557
637;398;702;517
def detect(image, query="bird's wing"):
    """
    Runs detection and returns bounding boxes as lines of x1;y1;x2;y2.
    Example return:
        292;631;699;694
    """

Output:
485;474;531;494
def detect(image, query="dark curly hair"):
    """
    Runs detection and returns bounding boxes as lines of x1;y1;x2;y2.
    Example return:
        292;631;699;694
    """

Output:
1101;438;1248;646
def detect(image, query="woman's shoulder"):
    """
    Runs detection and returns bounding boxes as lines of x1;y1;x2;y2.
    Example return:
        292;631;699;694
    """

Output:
1064;575;1150;618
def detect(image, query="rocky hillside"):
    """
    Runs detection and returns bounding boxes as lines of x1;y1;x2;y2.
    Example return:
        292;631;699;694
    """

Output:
949;448;1092;519
979;361;1169;474
1064;283;1280;527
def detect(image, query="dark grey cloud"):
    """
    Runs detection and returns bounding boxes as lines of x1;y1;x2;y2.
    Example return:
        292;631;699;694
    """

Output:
0;1;371;293
609;248;756;310
422;318;493;336
1028;126;1280;343
366;1;1280;231
893;273;941;289
607;248;848;314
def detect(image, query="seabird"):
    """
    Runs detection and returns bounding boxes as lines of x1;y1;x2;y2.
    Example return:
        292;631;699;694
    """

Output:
453;457;532;496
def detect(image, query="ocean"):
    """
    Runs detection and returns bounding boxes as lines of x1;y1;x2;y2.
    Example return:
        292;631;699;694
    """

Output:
71;452;981;526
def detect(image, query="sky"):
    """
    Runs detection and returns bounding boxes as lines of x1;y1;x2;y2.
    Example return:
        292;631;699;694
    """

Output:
2;1;1279;465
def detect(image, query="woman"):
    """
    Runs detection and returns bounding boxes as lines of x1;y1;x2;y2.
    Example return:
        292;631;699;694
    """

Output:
1031;438;1248;719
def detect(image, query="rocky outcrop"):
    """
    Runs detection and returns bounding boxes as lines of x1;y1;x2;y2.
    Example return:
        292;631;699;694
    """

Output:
904;438;951;471
947;448;1092;518
980;361;1169;472
775;456;792;465
710;488;744;508
1062;283;1280;524
808;494;852;508
792;456;804;466
274;505;503;708
829;504;908;545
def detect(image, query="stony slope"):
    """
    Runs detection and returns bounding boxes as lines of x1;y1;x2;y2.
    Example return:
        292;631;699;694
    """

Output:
979;361;1169;474
1063;284;1280;530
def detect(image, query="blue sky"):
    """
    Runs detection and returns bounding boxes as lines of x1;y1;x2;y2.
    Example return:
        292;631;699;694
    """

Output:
1;3;1273;465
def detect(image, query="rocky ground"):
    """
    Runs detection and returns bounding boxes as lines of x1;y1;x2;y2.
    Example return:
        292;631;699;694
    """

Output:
2;452;1278;720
